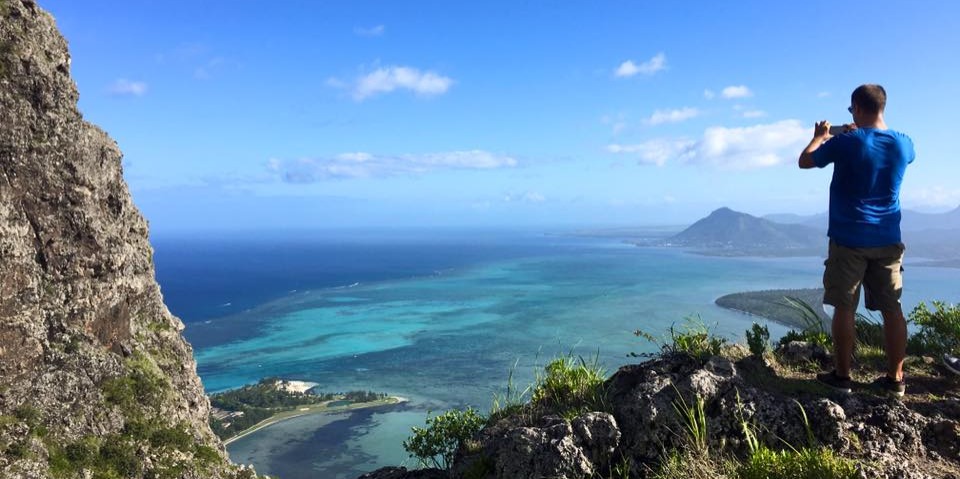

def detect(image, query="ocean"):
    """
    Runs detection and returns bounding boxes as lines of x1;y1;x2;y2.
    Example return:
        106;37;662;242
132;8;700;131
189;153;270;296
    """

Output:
152;229;959;479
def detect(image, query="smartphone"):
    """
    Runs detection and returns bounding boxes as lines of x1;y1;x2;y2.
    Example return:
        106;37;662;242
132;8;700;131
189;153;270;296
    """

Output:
829;125;846;136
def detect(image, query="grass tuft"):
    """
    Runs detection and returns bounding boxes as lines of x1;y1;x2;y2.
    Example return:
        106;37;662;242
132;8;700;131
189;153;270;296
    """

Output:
531;353;608;419
635;315;728;360
490;358;532;423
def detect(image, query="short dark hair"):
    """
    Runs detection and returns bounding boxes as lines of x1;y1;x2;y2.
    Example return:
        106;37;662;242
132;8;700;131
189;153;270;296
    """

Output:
851;84;886;115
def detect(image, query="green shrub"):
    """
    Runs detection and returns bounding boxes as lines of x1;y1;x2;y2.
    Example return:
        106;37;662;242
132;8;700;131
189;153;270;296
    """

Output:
669;316;727;358
97;436;142;477
778;329;831;349
5;440;29;459
14;405;40;426
907;301;960;356
47;447;75;476
65;438;98;464
102;354;168;413
149;426;193;450
403;407;486;470
531;354;607;419
193;444;223;467
777;297;832;349
635;315;728;360
746;323;770;356
48;437;100;477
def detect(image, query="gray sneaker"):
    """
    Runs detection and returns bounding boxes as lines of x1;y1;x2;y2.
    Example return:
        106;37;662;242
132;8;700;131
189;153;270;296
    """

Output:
944;354;960;376
870;375;905;398
816;370;852;394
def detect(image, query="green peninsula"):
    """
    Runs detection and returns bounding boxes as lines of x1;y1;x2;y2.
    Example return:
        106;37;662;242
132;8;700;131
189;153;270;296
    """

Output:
208;378;400;444
715;288;830;330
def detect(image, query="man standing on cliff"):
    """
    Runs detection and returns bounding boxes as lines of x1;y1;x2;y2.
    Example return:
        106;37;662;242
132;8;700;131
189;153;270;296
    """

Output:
798;84;915;396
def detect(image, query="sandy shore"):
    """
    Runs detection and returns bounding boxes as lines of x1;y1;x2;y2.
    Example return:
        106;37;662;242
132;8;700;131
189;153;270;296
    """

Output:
276;380;319;394
223;395;408;446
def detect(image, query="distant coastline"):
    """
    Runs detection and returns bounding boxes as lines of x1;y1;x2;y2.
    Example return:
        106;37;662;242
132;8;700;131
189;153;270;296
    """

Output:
222;395;406;446
208;378;401;445
715;288;829;331
912;259;960;269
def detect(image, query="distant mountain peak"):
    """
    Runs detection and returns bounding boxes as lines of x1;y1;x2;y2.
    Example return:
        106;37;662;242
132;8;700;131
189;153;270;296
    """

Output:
668;207;823;253
709;206;738;216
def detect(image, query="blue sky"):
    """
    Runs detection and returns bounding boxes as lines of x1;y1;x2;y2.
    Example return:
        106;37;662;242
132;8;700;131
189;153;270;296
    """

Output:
42;1;960;233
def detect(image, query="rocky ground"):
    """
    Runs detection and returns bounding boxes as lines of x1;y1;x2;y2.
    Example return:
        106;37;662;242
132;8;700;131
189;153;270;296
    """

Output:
360;343;960;479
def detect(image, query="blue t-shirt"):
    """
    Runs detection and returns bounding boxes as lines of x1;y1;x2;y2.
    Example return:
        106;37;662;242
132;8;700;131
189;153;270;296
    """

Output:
813;127;915;248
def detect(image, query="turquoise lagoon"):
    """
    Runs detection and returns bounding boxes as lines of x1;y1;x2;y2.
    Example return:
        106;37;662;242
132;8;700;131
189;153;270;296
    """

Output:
169;232;959;478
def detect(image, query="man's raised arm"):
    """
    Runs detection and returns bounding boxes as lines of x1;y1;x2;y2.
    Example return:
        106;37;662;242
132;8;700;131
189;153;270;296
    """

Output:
799;120;831;169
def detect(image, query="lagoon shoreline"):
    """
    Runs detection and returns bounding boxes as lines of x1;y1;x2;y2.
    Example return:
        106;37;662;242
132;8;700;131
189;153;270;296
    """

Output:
714;287;830;331
222;396;408;446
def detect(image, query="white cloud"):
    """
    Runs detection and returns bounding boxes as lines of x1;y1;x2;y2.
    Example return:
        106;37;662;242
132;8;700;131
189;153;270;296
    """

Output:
698;120;808;167
817;91;831;98
349;66;454;101
108;79;148;96
503;192;546;203
607;139;696;166
721;85;753;99
615;61;640;78
355;25;385;37
903;186;960;209
703;89;716;100
272;150;516;182
741;109;767;118
607;119;809;169
614;53;667;78
646;107;700;125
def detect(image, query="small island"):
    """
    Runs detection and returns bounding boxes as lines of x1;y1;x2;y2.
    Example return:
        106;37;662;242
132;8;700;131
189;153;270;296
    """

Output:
715;287;830;330
208;377;402;444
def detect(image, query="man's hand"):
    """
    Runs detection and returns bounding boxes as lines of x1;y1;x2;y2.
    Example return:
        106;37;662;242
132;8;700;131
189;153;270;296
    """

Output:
799;120;832;169
814;120;832;140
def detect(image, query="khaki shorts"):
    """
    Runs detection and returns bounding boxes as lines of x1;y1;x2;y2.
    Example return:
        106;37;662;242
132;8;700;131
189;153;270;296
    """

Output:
822;241;905;311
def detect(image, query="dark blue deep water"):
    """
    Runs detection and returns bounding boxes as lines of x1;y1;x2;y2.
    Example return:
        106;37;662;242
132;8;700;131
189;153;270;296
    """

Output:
153;229;560;325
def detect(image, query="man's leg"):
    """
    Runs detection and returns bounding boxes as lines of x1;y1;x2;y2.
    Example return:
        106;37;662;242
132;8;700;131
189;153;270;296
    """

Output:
864;243;906;382
822;241;865;380
832;306;856;378
880;307;907;382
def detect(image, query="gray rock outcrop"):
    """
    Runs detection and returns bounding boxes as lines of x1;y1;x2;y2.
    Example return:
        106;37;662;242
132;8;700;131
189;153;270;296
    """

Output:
365;351;959;479
451;412;620;479
0;1;256;477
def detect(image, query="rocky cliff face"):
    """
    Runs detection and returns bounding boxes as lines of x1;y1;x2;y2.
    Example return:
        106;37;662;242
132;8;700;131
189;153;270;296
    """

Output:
0;1;254;477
